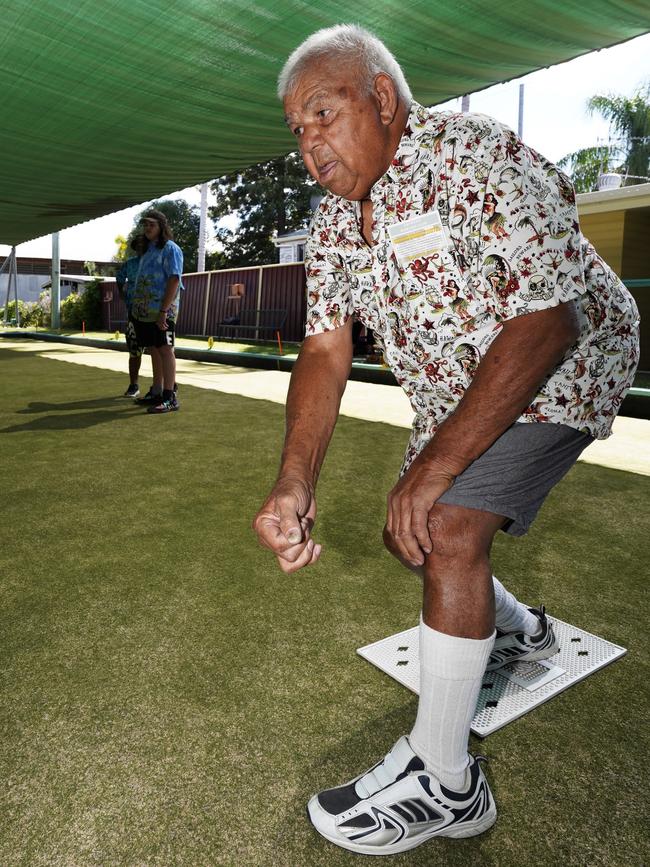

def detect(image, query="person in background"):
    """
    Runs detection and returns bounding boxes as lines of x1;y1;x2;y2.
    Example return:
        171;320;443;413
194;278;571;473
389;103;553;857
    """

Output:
130;209;184;414
115;234;151;398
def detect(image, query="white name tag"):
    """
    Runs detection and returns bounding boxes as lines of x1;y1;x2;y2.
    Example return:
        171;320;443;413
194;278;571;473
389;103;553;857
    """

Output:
387;210;448;267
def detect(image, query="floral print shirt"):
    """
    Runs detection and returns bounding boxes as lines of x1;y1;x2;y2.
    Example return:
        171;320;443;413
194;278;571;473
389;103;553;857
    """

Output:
305;103;639;467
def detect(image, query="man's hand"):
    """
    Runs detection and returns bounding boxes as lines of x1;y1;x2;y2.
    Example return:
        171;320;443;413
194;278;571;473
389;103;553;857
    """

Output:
253;476;322;574
156;309;168;331
252;323;352;575
385;453;458;567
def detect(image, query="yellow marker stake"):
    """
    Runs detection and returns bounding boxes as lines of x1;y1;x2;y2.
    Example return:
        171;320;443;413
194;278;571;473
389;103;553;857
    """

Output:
207;336;214;349
114;330;120;341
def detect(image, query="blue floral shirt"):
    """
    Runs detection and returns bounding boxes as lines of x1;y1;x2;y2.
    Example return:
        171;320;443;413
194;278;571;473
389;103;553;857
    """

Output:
115;256;141;312
131;240;184;322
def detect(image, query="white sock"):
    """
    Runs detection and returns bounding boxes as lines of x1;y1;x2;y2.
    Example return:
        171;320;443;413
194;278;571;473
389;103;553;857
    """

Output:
493;575;539;634
410;619;495;790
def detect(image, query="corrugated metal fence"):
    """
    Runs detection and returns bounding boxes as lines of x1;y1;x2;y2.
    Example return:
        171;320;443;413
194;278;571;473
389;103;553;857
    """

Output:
101;262;307;343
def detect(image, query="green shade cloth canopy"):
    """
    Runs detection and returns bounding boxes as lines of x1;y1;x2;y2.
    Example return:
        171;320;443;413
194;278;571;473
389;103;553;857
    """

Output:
2;0;649;245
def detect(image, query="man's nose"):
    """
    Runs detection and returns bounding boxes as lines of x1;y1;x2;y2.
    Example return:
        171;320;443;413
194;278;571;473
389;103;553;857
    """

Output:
301;123;324;153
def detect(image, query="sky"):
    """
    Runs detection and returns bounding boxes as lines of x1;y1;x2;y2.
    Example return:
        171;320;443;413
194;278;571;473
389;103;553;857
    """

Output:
2;31;649;264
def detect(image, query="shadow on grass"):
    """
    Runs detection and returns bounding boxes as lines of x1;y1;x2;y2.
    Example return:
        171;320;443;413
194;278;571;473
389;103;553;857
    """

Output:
17;397;139;414
1;404;142;433
0;343;109;357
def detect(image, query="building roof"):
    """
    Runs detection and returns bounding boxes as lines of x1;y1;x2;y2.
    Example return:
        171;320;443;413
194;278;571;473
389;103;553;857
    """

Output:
0;256;117;276
274;230;308;245
40;274;108;289
577;183;650;215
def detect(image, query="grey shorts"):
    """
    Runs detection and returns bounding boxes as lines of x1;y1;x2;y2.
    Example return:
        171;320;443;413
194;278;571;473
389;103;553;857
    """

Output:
436;422;594;536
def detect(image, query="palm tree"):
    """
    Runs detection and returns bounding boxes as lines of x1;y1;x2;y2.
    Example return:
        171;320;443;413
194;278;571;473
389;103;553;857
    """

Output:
558;82;649;192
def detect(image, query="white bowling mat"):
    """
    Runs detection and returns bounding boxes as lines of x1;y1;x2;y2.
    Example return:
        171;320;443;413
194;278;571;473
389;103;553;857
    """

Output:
357;616;626;737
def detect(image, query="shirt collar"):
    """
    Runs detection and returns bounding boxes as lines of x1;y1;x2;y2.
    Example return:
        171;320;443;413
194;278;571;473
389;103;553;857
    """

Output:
383;101;426;187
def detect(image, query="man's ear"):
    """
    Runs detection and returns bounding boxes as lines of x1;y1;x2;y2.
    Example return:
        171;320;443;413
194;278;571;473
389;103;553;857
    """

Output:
373;72;400;125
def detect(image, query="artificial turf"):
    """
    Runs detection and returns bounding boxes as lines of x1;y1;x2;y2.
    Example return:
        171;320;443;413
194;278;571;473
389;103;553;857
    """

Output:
0;343;648;866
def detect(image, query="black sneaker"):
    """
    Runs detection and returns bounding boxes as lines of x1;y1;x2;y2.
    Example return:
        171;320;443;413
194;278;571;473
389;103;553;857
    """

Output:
136;390;162;406
486;606;559;671
123;383;140;398
147;395;179;414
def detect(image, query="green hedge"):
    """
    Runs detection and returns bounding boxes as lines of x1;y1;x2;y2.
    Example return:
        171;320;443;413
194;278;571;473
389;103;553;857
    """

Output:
1;281;102;330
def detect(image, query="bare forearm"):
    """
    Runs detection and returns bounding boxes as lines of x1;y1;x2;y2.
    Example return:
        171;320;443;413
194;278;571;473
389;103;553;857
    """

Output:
425;304;579;474
161;277;179;310
280;330;352;485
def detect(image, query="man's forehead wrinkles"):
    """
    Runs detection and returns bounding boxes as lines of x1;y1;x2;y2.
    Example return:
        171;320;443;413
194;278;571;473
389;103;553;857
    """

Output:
304;89;331;110
284;87;334;125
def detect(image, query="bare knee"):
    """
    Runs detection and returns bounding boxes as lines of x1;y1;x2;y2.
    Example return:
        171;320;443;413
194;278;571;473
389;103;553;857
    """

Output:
425;504;498;566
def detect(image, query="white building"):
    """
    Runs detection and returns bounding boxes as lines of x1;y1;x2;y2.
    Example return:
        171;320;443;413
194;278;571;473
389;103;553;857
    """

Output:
39;274;107;298
273;229;308;263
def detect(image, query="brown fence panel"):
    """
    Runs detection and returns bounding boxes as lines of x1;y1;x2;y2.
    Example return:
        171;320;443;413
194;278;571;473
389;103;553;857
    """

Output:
177;273;208;335
99;264;308;343
259;263;306;343
101;280;126;331
204;267;261;335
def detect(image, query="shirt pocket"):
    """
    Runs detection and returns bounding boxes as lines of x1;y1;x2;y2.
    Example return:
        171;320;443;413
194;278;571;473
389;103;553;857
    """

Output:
400;248;477;342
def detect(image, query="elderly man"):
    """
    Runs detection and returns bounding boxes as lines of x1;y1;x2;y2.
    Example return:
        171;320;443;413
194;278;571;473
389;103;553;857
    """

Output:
253;24;639;856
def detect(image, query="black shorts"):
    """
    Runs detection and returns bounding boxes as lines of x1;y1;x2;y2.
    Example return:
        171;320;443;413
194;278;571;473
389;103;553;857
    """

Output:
133;317;176;348
436;422;593;536
125;315;144;358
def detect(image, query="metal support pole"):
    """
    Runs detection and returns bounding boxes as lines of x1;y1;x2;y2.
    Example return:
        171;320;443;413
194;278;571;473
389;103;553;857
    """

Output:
2;246;16;323
518;83;524;139
461;94;470;113
255;266;263;340
51;232;61;329
198;182;208;273
10;247;19;325
201;271;212;336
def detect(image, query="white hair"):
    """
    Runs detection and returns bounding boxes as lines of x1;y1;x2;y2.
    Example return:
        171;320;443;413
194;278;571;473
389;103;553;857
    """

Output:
277;23;412;105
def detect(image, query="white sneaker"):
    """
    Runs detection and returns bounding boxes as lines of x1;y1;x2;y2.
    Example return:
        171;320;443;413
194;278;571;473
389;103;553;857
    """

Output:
307;736;496;855
487;605;559;671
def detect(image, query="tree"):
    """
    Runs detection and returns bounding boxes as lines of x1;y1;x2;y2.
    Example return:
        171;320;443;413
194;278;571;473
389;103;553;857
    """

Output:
127;199;200;272
59;279;103;329
210;153;321;268
559;82;649;192
112;235;129;262
556;146;612;195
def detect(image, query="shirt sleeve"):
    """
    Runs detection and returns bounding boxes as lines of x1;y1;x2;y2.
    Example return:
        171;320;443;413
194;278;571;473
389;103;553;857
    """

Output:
304;204;354;336
441;114;587;323
162;241;184;281
115;261;127;286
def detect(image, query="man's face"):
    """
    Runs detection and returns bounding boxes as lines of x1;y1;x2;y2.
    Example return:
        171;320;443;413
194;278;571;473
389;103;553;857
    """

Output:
284;61;393;200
